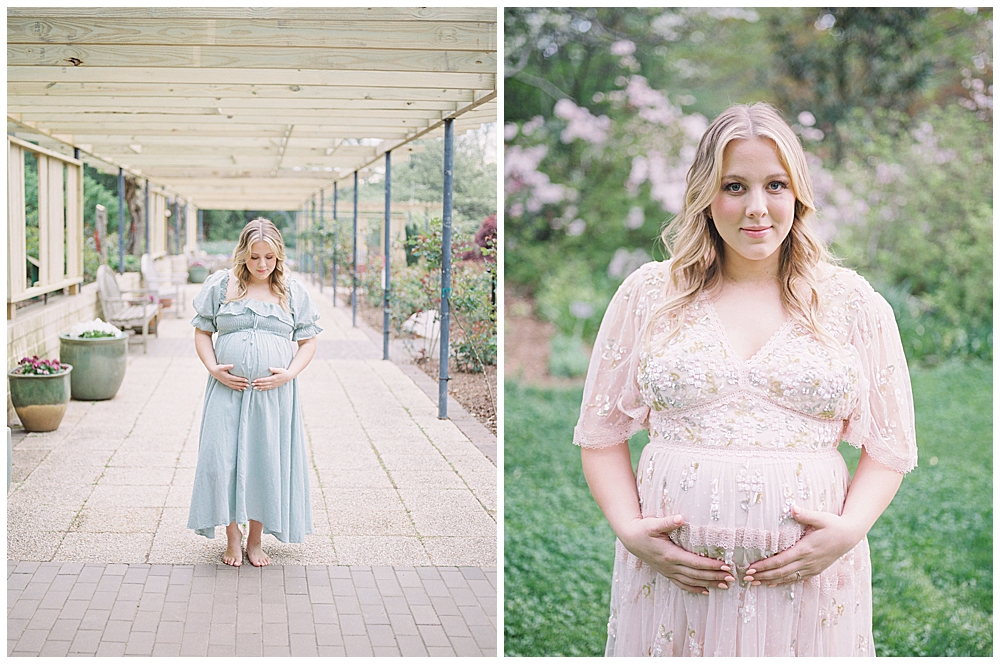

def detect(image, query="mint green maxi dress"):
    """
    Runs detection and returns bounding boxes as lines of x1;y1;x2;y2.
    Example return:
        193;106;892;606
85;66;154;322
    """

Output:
187;269;322;542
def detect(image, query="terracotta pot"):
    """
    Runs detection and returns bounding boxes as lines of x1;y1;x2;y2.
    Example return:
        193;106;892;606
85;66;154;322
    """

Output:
7;366;73;432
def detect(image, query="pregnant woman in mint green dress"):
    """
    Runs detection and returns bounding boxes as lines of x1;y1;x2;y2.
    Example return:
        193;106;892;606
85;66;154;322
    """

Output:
187;218;321;567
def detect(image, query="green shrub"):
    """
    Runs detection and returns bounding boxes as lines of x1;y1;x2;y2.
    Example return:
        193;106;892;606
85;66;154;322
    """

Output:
829;104;992;363
548;334;591;378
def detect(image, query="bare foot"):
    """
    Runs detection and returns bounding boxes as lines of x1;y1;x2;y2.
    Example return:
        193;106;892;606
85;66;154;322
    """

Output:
246;539;271;567
223;522;243;567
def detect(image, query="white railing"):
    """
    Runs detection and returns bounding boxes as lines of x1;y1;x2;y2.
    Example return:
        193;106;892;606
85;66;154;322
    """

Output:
7;136;84;318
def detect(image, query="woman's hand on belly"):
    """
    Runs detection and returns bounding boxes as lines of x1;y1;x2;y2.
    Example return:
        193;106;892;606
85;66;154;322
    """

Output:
210;363;249;392
251;366;293;392
620;515;736;594
745;506;864;586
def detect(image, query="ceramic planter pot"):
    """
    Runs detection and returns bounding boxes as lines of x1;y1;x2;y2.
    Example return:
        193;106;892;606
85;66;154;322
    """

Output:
59;334;128;401
188;266;209;283
8;366;73;432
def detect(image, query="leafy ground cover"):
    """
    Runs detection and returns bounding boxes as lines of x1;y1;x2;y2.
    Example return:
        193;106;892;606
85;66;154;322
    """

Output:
503;361;992;656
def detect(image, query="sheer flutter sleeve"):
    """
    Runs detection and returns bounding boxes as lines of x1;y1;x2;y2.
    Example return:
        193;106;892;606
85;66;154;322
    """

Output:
573;262;664;449
289;279;323;341
841;282;918;474
190;269;228;333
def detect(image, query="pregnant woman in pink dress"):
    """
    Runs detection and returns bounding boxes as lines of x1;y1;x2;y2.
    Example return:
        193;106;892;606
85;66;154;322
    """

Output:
575;103;916;656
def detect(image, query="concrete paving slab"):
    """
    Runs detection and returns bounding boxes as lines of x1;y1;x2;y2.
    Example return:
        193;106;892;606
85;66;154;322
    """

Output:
71;507;162;534
332;537;432;567
52;534;153;563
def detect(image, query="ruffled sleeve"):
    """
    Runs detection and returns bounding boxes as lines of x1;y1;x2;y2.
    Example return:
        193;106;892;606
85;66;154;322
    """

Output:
841;281;918;474
190;269;228;333
289;279;323;341
573;262;664;449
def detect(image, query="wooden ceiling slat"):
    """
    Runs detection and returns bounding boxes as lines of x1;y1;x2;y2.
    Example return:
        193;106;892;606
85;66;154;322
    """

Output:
8;66;495;90
9;45;495;75
9;82;478;103
8;19;496;52
17;110;446;124
8;97;462;113
7;8;496;22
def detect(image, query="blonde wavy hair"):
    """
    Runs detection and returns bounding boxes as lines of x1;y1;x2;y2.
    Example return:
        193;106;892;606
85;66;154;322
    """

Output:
651;102;835;342
229;217;290;311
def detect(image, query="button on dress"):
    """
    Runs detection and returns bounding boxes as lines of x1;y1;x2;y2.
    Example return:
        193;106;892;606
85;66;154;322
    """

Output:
187;269;322;543
574;261;917;657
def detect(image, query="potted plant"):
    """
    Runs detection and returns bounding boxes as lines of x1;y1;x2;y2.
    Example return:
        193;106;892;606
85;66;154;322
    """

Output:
7;356;73;432
188;259;210;284
59;319;128;400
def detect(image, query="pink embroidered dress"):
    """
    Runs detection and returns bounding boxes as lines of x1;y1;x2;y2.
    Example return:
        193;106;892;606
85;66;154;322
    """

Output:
574;261;917;657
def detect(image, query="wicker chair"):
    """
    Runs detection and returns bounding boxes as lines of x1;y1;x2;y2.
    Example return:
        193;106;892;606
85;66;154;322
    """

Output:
96;265;160;353
141;254;187;319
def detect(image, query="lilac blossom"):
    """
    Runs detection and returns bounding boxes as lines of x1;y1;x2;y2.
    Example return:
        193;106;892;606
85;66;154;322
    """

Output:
610;40;636;56
554;98;611;145
625;76;678;126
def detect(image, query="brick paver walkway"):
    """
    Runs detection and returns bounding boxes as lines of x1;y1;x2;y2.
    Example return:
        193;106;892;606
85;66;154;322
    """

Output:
7;562;496;656
7;271;497;656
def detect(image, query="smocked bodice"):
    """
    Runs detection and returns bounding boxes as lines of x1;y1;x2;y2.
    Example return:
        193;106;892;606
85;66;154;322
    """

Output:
638;292;862;452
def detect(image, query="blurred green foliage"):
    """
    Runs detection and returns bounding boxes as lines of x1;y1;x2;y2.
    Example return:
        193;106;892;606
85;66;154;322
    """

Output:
505;7;992;364
504;361;992;656
365;219;497;370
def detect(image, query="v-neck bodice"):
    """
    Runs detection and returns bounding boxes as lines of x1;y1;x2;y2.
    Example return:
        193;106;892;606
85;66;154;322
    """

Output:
698;291;793;365
633;271;863;452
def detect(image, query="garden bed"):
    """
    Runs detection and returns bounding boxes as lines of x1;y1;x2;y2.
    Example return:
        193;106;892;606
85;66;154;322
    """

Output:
415;358;496;435
356;299;496;435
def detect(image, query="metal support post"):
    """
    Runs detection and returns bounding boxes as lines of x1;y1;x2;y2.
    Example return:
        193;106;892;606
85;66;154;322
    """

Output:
197;208;203;246
318;192;324;293
173;199;180;255
117;168;125;274
352;171;358;327
310;197;316;284
144;181;150;255
438;119;455;419
383;150;392;360
332;181;338;306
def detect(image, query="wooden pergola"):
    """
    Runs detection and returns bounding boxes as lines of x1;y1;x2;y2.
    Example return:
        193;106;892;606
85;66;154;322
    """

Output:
8;8;496;415
7;7;497;210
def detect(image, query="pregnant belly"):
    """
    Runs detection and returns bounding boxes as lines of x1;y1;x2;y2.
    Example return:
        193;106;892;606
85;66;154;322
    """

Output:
215;332;294;381
636;442;850;568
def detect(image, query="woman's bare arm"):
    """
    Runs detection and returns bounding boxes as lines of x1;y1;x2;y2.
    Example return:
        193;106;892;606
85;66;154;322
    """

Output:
581;443;733;593
194;328;249;391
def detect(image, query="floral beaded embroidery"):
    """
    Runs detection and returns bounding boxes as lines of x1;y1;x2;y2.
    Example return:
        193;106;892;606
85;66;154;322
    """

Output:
737;465;764;512
602;338;628;369
679;461;699;491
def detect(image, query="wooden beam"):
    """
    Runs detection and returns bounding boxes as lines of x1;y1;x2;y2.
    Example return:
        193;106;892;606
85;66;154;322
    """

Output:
7;66;496;90
8;19;496;52
16;109;447;123
14;123;414;140
7;8;496;22
6;134;83;165
8;96;462;113
8;45;496;75
8;81;478;102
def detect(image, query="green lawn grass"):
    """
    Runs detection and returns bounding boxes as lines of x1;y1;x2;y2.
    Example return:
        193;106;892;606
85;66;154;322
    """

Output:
503;361;992;656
